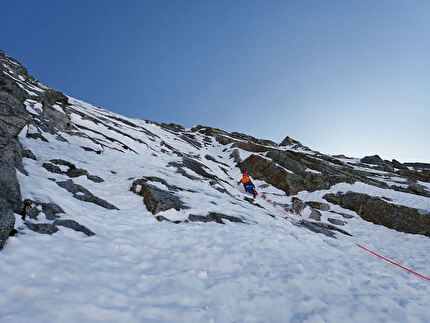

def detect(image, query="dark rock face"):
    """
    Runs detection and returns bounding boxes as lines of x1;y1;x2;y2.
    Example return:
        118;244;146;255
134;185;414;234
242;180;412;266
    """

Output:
53;219;95;236
25;222;59;235
407;183;430;198
323;191;430;237
232;141;271;153
361;155;384;165
291;197;306;214
0;53;33;248
298;221;352;237
43;159;105;183
22;149;36;160
404;162;430;170
0;206;15;249
239;154;291;193
191;125;277;148
240;153;355;195
309;210;322;221
392;159;407;170
188;212;244;224
327;218;346;226
0;49;75;248
305;201;330;211
215;135;234;145
56;179;118;210
398;168;430;184
229;149;241;164
168;156;217;181
180;133;202;149
130;179;186;215
22;199;65;220
278;136;303;148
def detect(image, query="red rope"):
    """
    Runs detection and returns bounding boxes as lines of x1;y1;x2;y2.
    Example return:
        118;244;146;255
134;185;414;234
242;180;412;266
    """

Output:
355;243;430;282
258;193;430;283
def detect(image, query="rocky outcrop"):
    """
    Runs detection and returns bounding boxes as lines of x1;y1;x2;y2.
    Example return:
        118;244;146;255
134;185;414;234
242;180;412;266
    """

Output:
130;179;186;215
25;222;59;235
191;125;277;148
239;154;292;193
53;219;95;236
305;201;330;211
298;221;352;237
361;155;384;165
22;199;65;220
188;212;244;224
309;210;322;221
397;168;430;183
43;159;104;183
168;156;217;181
239;153;355;195
25;219;94;236
279;136;302;148
323;191;430;237
56;179;118;210
0;50;33;249
291;197;306;214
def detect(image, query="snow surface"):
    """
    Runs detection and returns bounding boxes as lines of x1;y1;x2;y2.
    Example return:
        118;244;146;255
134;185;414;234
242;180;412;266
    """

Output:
0;96;429;322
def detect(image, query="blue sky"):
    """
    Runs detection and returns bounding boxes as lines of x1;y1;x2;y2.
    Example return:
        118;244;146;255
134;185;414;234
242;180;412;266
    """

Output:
1;1;429;162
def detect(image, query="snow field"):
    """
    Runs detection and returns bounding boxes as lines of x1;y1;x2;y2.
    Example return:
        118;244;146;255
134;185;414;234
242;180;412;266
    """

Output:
0;96;429;322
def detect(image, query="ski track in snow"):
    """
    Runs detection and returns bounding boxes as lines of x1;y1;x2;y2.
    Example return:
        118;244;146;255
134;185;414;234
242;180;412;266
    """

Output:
0;97;429;322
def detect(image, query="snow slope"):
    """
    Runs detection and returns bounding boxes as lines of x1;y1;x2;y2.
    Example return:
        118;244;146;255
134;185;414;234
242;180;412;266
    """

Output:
0;60;429;322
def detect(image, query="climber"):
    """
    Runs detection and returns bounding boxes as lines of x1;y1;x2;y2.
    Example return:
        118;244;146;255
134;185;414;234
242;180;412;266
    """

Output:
237;172;258;198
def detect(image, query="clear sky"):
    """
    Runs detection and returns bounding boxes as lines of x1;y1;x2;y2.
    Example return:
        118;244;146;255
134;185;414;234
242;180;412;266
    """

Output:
1;1;429;162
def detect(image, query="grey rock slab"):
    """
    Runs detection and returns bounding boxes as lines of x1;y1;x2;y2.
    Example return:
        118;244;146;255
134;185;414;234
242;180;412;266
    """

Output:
53;219;95;236
25;222;58;235
0;205;15;249
327;218;346;226
130;179;186;214
56;179;118;210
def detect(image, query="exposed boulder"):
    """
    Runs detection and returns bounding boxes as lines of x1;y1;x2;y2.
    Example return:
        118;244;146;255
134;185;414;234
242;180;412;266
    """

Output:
361;155;384;165
188;212;244;224
130;179;186;214
309;209;322;221
279;136;302;147
323;191;430;237
215;135;234;145
25;222;59;235
392;159;407;170
305;201;330;211
327;218;346;226
291;197;306;214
